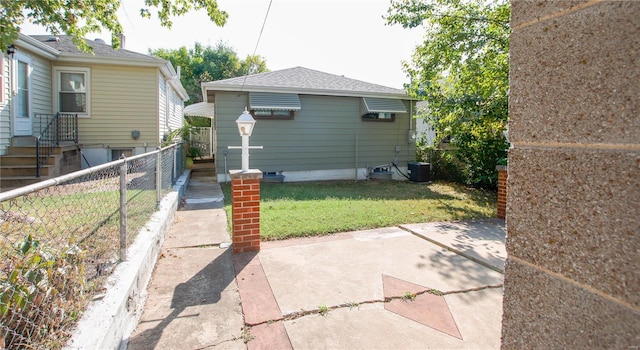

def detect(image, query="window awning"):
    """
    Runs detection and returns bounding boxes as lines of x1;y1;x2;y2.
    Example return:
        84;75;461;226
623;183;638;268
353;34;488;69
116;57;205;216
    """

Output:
249;92;301;111
362;97;407;113
184;102;215;117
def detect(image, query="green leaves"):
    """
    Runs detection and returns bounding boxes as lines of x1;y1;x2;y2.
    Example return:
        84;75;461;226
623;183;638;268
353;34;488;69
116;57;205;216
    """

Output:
1;0;228;52
388;0;510;188
150;42;269;104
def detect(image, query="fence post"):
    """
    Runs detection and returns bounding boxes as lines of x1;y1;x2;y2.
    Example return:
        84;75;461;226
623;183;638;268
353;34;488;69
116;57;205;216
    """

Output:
119;156;128;261
156;147;162;208
173;144;177;184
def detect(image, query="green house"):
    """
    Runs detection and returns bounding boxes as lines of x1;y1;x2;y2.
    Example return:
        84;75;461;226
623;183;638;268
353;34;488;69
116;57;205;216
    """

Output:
198;67;416;182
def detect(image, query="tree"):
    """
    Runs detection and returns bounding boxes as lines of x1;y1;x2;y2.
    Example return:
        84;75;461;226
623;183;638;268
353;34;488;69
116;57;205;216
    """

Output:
0;0;228;52
150;42;269;105
386;0;510;189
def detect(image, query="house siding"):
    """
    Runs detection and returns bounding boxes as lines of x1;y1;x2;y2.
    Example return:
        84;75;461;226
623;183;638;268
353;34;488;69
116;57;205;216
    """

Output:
158;74;168;142
29;52;53;116
166;84;183;137
215;92;415;178
0;48;53;153
62;64;160;150
0;55;9;155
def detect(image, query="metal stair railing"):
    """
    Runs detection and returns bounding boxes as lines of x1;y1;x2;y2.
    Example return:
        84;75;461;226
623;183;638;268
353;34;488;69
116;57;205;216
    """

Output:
35;113;78;177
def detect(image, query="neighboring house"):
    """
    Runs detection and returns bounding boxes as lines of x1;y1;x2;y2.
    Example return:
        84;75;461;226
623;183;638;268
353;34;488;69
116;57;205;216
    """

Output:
0;34;187;187
415;101;436;147
199;67;417;183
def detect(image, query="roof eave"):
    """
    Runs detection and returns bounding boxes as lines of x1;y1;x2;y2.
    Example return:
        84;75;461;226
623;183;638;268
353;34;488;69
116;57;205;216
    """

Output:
161;62;189;101
202;84;411;100
16;34;59;59
56;54;165;67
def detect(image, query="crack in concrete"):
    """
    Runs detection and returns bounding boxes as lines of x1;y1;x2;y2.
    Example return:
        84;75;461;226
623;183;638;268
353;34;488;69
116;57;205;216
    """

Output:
193;329;252;349
242;283;503;328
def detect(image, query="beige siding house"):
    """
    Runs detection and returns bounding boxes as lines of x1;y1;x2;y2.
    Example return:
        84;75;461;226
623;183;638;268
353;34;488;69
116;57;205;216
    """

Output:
0;34;188;172
202;67;416;182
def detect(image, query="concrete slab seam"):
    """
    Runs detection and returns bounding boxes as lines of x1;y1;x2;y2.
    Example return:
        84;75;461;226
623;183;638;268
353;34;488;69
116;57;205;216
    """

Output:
399;225;505;274
241;278;503;328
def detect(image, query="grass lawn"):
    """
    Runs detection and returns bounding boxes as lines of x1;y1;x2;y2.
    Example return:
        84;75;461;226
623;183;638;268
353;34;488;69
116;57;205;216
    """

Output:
221;180;497;241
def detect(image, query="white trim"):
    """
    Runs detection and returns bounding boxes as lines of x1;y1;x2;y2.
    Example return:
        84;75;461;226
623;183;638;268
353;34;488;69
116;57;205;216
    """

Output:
12;52;33;136
53;66;91;117
216;168;409;183
16;34;59;59
203;84;410;101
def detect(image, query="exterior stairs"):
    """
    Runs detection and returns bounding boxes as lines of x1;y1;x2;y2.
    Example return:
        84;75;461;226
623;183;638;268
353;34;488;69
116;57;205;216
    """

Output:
0;136;81;190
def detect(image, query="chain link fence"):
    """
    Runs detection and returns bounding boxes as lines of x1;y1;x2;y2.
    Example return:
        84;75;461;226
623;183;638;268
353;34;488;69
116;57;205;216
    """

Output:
0;143;185;349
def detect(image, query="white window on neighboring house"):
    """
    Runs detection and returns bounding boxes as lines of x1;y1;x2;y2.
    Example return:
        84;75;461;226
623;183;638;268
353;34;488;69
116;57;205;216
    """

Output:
54;67;90;115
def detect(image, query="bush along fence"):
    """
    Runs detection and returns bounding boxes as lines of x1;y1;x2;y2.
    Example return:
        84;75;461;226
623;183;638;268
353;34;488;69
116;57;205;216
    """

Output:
0;143;185;349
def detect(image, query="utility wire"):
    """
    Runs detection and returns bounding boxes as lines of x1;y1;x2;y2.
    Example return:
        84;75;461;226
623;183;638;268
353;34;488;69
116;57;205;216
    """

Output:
240;0;273;91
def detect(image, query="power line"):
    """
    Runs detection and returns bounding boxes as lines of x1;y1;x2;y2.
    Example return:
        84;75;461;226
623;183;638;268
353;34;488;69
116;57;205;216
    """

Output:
240;0;273;91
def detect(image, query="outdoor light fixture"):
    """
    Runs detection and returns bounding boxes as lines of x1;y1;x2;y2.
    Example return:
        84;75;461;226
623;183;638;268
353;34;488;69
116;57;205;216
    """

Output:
6;45;16;57
236;109;256;137
228;109;262;172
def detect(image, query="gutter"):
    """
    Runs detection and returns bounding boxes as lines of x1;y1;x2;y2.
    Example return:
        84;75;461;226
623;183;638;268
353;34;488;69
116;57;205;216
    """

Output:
201;84;412;100
16;33;59;59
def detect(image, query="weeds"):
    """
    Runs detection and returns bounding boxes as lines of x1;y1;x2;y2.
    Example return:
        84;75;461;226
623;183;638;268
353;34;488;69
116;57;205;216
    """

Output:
402;291;416;301
318;304;329;316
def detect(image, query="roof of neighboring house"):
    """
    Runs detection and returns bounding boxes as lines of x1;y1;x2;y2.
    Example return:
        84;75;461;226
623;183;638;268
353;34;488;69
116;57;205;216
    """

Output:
30;35;162;62
202;67;410;100
22;34;188;101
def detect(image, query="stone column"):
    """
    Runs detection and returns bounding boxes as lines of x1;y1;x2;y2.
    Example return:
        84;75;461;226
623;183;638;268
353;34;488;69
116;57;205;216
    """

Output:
229;170;262;254
503;1;639;348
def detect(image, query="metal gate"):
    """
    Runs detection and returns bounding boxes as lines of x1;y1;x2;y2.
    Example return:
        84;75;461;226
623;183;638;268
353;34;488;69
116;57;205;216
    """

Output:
190;127;213;158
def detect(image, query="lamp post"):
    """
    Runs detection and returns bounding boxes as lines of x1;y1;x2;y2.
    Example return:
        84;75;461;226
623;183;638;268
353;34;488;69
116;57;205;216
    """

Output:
236;110;256;172
228;109;263;254
229;109;262;172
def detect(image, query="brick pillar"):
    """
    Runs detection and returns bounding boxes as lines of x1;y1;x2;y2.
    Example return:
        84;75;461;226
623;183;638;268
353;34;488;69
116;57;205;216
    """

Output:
229;170;262;254
496;165;507;220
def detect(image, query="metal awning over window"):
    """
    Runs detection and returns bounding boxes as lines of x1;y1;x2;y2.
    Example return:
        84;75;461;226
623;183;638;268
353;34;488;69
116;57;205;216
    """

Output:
362;97;407;113
184;102;215;117
249;92;301;111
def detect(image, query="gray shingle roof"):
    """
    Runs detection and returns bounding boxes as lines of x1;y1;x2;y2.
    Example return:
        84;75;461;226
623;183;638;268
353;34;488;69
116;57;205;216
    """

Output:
202;67;408;98
30;35;163;62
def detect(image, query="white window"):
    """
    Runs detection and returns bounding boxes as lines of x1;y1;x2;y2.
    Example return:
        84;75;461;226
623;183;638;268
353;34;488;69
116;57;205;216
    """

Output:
16;60;29;117
362;112;395;122
54;67;90;115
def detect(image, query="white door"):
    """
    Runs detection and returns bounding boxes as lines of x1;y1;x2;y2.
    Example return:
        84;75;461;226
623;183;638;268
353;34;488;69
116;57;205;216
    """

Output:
12;55;32;136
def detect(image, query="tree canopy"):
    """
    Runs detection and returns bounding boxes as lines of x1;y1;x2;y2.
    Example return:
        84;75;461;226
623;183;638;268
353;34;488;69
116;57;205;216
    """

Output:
0;0;228;52
386;0;510;188
150;42;269;105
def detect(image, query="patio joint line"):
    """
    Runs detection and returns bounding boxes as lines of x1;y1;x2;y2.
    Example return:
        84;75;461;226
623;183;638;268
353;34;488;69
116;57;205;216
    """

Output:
242;283;504;327
192;331;252;350
399;225;504;274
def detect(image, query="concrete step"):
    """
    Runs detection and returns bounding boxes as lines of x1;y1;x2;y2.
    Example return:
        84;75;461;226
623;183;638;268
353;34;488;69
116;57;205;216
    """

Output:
0;176;47;190
0;165;54;177
5;146;66;156
0;154;57;166
10;136;37;147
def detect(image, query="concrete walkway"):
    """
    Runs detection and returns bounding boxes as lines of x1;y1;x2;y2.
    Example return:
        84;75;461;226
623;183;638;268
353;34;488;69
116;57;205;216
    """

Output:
127;177;506;349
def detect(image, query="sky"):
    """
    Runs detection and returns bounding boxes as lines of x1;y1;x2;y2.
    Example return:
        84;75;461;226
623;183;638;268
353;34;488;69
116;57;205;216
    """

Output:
21;0;424;89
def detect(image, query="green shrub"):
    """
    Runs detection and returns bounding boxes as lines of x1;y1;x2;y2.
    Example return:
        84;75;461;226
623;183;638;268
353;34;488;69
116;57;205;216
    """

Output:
0;235;87;349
